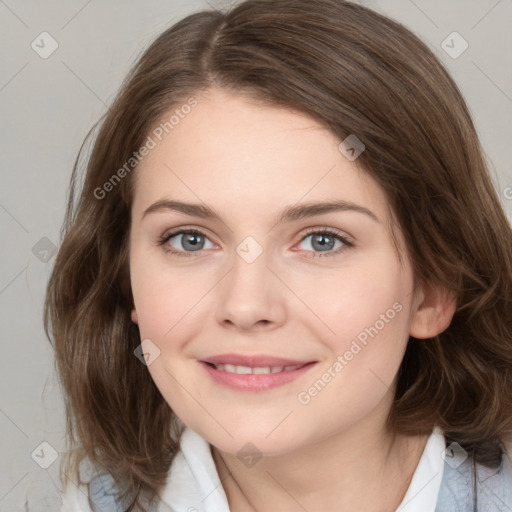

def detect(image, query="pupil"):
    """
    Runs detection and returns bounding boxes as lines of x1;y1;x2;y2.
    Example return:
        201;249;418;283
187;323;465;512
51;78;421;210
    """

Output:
184;233;203;251
314;234;334;251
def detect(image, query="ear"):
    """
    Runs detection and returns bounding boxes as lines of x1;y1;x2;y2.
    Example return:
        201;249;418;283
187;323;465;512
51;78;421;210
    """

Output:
409;281;457;339
131;306;138;325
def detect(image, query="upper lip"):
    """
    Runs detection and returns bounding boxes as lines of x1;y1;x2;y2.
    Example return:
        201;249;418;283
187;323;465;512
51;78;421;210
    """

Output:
200;353;315;367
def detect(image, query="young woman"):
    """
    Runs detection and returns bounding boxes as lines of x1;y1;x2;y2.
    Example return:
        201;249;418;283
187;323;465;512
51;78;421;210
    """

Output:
45;1;512;510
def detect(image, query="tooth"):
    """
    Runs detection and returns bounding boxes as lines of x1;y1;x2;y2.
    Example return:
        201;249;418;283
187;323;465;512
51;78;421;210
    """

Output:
252;367;271;374
213;364;301;374
235;365;252;374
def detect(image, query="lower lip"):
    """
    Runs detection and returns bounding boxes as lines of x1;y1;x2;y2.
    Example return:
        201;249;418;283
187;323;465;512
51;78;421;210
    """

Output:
199;361;317;392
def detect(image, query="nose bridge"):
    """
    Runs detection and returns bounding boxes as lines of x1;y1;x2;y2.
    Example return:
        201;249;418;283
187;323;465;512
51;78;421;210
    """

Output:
226;237;272;299
214;235;286;330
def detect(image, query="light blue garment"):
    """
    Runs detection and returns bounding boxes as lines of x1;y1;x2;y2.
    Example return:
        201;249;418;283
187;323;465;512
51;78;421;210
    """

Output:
435;449;512;512
88;473;135;512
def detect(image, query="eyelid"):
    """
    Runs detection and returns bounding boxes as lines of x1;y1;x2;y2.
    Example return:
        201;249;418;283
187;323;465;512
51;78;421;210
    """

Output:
300;226;354;244
159;225;218;243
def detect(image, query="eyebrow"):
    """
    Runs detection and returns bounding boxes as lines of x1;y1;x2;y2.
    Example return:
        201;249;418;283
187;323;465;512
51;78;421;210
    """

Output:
141;199;380;224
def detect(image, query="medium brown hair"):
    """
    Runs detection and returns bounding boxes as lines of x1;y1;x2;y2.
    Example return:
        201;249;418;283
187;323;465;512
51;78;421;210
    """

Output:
44;0;512;509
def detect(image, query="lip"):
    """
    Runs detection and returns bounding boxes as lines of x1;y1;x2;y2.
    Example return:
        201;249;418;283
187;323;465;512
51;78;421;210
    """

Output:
200;353;313;367
198;353;318;392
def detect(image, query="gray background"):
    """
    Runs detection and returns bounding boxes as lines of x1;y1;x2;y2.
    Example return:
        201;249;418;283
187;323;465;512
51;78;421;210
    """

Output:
1;0;511;509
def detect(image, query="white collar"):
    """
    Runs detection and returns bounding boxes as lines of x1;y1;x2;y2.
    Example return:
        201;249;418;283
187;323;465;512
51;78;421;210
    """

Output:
159;426;446;512
395;426;445;511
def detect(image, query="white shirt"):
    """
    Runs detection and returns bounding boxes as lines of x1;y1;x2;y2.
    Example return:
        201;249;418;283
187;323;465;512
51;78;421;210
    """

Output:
60;426;446;511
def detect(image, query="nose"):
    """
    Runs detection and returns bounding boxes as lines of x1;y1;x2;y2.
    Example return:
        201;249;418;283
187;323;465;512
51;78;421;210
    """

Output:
214;246;287;333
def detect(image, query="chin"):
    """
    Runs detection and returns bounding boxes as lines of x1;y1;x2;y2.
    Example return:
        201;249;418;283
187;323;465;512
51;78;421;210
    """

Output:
205;424;308;458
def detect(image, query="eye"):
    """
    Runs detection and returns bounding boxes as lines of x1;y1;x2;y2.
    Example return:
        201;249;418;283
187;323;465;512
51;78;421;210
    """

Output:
296;229;353;258
157;227;354;259
157;228;216;257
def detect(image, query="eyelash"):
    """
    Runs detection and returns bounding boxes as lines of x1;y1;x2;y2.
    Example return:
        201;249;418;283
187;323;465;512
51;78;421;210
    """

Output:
157;227;354;259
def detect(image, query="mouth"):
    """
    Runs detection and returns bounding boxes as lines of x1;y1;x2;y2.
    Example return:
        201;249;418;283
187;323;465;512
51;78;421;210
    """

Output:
198;354;317;392
203;362;308;374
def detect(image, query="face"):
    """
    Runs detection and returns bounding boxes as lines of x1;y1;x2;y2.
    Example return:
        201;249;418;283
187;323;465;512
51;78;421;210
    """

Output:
129;87;423;457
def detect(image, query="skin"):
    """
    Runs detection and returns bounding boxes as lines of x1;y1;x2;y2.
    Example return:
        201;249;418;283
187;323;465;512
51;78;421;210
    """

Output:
129;87;456;511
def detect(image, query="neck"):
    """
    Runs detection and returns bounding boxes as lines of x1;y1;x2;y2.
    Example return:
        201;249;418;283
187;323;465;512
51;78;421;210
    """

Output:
212;403;429;511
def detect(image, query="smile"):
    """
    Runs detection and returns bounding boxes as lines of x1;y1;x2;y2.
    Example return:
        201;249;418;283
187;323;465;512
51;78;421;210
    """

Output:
198;355;317;392
211;363;304;374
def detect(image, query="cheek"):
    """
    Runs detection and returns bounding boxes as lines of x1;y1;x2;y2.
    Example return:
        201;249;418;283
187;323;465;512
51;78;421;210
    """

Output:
130;256;210;341
130;257;209;417
302;253;413;399
305;255;410;346
295;280;411;436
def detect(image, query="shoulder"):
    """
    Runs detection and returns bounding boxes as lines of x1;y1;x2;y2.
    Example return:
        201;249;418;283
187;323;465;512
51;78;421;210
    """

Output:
59;479;92;512
60;427;226;512
436;440;512;511
60;471;160;512
159;427;230;511
58;460;131;512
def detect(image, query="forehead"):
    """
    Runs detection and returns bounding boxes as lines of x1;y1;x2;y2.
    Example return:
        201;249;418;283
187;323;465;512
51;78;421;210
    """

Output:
131;88;388;225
